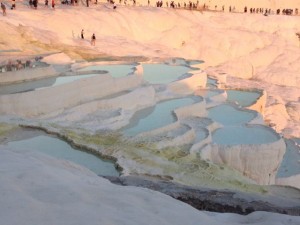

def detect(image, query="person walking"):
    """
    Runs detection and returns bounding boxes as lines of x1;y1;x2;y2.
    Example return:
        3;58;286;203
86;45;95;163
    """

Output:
1;2;6;16
1;2;6;15
81;29;84;39
91;33;96;46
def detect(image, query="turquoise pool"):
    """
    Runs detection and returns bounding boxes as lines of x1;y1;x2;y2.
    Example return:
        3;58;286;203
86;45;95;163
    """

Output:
6;135;119;176
277;138;300;178
79;64;135;78
142;63;193;84
212;125;279;145
123;97;200;136
208;104;256;126
226;90;261;107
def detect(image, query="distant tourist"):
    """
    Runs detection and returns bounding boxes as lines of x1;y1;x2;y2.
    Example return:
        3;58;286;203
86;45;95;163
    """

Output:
81;29;84;39
113;2;116;9
11;0;15;9
276;9;280;15
91;33;96;46
51;0;55;8
148;0;150;6
33;0;37;9
1;2;6;16
45;0;48;6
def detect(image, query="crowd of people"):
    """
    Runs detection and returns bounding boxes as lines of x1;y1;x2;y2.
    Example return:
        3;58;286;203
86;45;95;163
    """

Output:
153;0;198;9
1;0;299;53
241;6;299;16
0;59;34;73
1;0;299;16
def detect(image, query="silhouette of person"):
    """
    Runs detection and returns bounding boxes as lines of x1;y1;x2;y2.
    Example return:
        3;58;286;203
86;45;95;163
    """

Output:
91;33;96;46
1;2;6;16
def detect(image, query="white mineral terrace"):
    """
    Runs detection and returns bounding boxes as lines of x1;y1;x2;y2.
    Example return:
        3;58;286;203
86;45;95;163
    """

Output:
0;57;299;190
0;2;300;223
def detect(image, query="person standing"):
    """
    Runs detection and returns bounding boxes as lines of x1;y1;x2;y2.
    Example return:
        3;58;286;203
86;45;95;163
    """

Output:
33;0;37;9
1;2;6;16
81;29;84;39
51;0;55;9
91;33;96;46
11;0;15;9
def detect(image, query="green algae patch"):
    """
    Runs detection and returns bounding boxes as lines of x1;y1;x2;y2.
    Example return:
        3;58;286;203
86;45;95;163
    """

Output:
19;124;267;194
0;123;18;136
53;127;267;194
0;123;18;141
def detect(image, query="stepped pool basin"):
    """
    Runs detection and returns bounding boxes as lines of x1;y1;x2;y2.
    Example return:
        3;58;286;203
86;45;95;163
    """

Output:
79;64;135;78
208;104;256;126
207;77;218;88
0;74;100;95
0;77;56;95
226;90;261;107
6;135;119;176
277;138;300;178
123;96;201;136
212;125;280;145
142;63;193;84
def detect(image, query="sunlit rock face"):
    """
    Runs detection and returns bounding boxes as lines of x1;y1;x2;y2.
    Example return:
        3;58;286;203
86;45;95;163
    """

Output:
202;137;286;185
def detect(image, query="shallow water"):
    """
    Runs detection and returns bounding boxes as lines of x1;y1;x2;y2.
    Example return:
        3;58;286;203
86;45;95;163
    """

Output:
208;104;256;126
0;74;101;95
0;77;56;95
277;138;300;178
45;74;99;88
207;77;218;88
142;63;192;84
79;64;135;78
212;125;279;145
6;135;119;176
124;97;200;136
226;90;261;107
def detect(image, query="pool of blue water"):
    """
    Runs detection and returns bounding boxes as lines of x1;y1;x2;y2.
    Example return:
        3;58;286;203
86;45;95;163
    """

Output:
123;96;200;136
0;74;101;95
226;90;261;107
0;77;56;95
277;138;300;178
208;104;256;126
212;125;279;145
79;64;135;78
207;77;218;88
142;63;193;84
46;74;98;87
6;135;119;176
